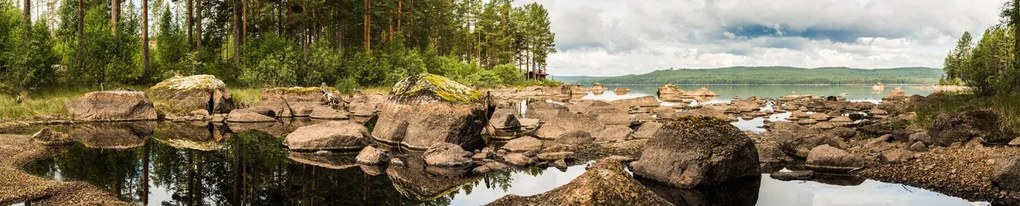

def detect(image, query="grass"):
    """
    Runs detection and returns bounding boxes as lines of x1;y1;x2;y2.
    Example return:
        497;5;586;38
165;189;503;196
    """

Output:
911;92;1020;134
230;88;263;109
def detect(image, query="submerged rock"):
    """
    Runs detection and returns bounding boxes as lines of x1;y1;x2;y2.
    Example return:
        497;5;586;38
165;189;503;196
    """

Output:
614;87;631;95
372;74;488;150
488;158;673;206
67;90;158;121
630;116;760;188
285;121;371;151
423;143;473;167
147;75;234;115
535;113;604;140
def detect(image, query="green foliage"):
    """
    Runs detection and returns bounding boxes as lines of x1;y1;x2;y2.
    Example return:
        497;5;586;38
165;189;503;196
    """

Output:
152;6;188;81
943;32;973;85
561;67;944;85
239;34;299;87
961;25;1014;95
912;93;1020;135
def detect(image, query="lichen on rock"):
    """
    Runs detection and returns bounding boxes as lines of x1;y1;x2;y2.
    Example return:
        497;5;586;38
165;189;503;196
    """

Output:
389;73;482;104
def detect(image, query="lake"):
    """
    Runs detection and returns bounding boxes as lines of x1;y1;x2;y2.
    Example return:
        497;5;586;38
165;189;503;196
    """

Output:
16;84;990;206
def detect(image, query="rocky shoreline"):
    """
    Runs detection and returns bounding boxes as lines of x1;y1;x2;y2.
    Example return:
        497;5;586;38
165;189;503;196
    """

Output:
0;134;127;205
1;74;1017;204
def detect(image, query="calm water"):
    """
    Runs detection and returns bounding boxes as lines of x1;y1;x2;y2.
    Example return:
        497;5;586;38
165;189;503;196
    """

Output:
17;85;988;206
582;84;934;104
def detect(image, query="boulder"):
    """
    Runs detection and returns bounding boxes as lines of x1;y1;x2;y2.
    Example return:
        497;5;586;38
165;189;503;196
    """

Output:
372;74;488;150
308;106;349;120
770;170;814;181
597;112;633;126
929;110;1003;146
992;157;1020;191
805;145;862;173
524;101;568;121
780;134;845;159
594;125;632;143
879;148;915;163
537;152;574;161
630;117;760;188
285;121;371;151
147;75;234;115
255;87;340;118
559;84;586;99
423;143;473;167
610;96;659;110
632;121;663;139
657;84;685;102
535;113;604;139
688;87;718;97
554;131;595;145
908;142;928;152
226;109;277;123
489;159;673;206
590;83;606;95
613;87;631;95
677;108;731;121
503;153;534;166
487;109;522;137
31;127;74;146
501;136;543;152
355;146;387;165
67;90;158;121
882;87;906;102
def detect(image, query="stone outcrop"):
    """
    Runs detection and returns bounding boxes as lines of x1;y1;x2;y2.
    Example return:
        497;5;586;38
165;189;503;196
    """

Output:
488;158;674;206
355;145;387;165
502;136;543;152
630;117;760;188
226;109;277;123
992;157;1020;191
591;83;606;95
254;87;341;118
67;90;158;121
372;74;488;150
147;75;234;115
285;121;371;151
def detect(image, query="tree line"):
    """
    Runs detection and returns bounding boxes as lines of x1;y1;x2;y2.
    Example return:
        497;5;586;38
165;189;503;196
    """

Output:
0;0;556;93
942;0;1020;96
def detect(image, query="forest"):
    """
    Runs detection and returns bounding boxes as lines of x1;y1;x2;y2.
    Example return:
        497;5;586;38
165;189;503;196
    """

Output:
0;0;557;93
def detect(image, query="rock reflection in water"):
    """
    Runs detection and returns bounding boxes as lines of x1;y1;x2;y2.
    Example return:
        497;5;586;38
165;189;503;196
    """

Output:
385;154;477;201
71;122;155;149
153;123;230;151
638;176;761;206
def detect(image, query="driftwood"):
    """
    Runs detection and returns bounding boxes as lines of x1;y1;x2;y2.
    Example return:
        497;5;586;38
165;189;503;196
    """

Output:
321;83;344;109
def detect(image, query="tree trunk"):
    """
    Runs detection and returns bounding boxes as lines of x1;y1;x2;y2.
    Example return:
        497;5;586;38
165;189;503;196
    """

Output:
187;0;193;48
233;0;241;66
242;0;247;38
111;0;119;35
142;0;150;81
363;0;371;51
277;0;283;36
196;0;203;50
397;0;402;34
77;0;84;71
23;0;29;25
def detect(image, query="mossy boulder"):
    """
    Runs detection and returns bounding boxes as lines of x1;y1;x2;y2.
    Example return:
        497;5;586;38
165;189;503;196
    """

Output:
147;75;235;116
389;73;481;104
373;74;488;150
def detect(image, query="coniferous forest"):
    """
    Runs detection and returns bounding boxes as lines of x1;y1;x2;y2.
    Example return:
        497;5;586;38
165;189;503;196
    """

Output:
0;0;556;92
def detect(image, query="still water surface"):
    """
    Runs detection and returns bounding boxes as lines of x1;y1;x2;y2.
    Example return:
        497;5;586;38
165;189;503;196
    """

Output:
20;85;989;206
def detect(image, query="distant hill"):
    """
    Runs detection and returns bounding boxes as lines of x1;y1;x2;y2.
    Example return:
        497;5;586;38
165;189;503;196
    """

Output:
553;66;943;85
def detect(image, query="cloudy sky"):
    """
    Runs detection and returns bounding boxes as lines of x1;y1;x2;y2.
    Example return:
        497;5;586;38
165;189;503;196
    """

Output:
515;0;1005;76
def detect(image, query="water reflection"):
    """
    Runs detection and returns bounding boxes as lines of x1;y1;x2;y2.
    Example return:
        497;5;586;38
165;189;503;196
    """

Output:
22;121;988;206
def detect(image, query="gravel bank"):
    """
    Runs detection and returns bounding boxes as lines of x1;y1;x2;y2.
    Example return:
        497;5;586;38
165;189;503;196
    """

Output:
0;134;128;205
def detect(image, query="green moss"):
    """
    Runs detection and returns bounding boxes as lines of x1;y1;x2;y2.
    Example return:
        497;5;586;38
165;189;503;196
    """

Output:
669;115;732;128
149;75;226;92
391;73;481;104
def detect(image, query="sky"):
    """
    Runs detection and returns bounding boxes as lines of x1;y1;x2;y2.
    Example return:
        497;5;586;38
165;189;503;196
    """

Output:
514;0;1006;76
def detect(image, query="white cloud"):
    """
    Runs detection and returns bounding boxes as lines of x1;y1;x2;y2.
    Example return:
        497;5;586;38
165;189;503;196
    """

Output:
516;0;1004;76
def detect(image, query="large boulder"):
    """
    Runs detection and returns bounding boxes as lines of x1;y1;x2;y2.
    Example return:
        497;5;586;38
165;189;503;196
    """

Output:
805;145;862;173
881;87;906;102
147;75;234;115
992;157;1020;191
630;116;760;188
356;146;387;165
489;158;673;206
423;143;473;167
67;90;158;121
590;83;607;95
524;101;568;120
657;84;685;102
535;113;604;139
372;74;488;150
929;110;1005;145
284;121;371;151
502;136;543;152
613;87;631;95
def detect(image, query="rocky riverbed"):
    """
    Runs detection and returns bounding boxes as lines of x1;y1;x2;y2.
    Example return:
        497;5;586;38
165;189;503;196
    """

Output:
0;75;1014;205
